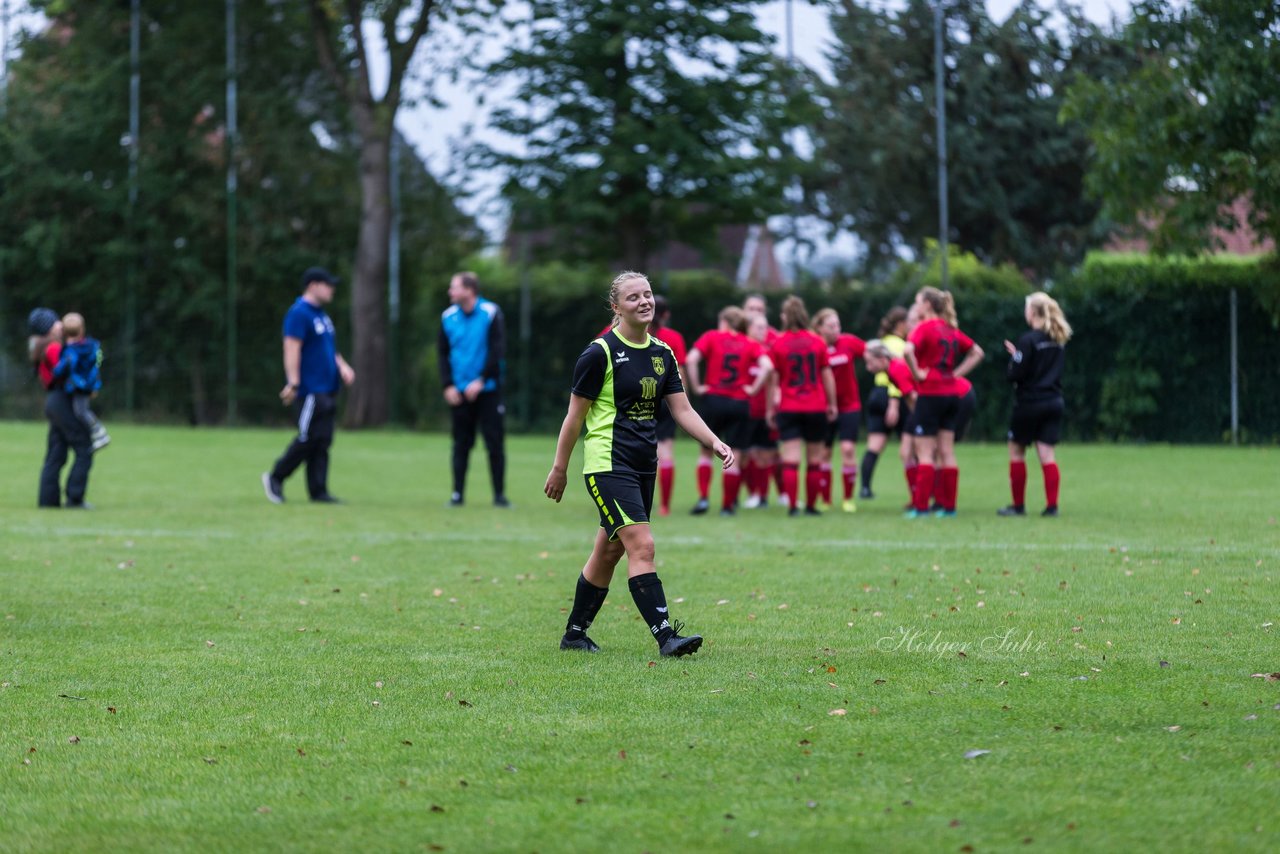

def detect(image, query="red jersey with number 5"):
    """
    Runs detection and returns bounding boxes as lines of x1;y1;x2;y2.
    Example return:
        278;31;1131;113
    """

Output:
770;329;830;413
909;318;975;396
691;329;756;401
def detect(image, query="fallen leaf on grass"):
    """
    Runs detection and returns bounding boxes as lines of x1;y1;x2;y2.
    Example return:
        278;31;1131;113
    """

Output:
430;804;445;813
59;694;87;701
828;708;847;716
1160;661;1170;668
107;707;116;714
256;806;271;814
203;757;217;764
68;736;80;744
1165;725;1181;732
1249;673;1280;681
458;699;472;707
618;750;627;760
963;749;990;759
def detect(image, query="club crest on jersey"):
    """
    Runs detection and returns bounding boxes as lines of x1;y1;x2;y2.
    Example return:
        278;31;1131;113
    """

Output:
640;376;658;400
651;356;665;376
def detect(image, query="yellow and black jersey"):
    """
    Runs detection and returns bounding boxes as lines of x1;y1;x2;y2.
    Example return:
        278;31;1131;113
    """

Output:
572;330;684;475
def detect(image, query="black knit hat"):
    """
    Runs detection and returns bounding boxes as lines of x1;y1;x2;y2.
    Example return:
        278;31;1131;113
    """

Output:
27;307;59;336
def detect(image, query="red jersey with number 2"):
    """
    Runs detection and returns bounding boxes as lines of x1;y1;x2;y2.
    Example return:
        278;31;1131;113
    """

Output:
770;329;830;413
692;329;757;401
909;318;975;396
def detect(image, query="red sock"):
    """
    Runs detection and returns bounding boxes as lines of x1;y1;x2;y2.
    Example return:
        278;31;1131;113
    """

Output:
743;459;758;498
805;466;824;510
782;463;799;509
1043;462;1060;508
913;464;935;512
722;467;741;511
820;463;833;503
941;466;958;511
933;470;946;507
905;464;918;495
842;466;857;500
658;460;675;512
1010;460;1027;507
696;459;713;500
774;461;785;495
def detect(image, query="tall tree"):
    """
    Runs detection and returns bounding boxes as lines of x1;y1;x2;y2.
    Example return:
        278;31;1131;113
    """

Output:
306;0;482;427
809;0;1132;276
478;0;812;271
1062;0;1280;254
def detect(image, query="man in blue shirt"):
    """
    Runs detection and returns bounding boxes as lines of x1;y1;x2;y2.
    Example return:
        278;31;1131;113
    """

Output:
262;267;356;504
438;271;508;507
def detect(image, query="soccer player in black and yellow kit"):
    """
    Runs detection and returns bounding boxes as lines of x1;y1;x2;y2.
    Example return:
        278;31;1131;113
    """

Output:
545;272;734;657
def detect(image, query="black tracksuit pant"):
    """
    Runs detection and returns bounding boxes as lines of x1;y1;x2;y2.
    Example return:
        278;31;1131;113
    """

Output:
450;390;506;500
39;390;93;507
270;392;337;499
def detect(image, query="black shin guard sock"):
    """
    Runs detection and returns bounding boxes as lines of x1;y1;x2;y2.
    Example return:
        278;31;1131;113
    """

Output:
628;572;673;645
860;450;879;490
565;574;609;639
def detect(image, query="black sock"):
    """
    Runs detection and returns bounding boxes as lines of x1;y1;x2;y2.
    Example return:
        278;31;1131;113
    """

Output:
860;450;879;490
564;574;609;639
628;572;673;644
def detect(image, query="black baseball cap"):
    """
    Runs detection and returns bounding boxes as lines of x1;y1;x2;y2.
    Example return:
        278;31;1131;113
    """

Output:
300;266;339;292
27;307;59;335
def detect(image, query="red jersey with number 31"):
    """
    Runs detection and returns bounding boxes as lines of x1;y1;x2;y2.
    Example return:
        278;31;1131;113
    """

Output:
770;329;830;413
909;318;975;396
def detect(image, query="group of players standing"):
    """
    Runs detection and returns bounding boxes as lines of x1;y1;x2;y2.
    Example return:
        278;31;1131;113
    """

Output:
646;286;1072;520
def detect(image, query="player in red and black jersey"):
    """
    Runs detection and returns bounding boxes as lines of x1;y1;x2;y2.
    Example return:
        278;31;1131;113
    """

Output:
998;292;1071;518
904;287;985;517
686;306;772;515
649;295;688;517
813;308;867;513
546;272;731;658
864;338;919;506
767;296;836;516
742;313;778;508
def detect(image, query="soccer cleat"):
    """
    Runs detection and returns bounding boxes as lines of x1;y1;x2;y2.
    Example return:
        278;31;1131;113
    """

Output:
859;486;874;500
841;499;857;514
933;508;957;518
719;507;735;517
788;506;800;517
659;621;703;657
996;505;1026;517
91;430;111;452
1041;506;1059;517
742;494;762;510
262;472;284;504
493;495;512;508
65;501;95;510
903;508;925;519
560;634;601;653
311;494;343;504
803;506;822;517
449;492;464;507
690;498;710;515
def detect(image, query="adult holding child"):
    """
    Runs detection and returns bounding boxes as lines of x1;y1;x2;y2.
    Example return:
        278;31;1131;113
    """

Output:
545;271;732;657
29;307;93;508
998;292;1072;517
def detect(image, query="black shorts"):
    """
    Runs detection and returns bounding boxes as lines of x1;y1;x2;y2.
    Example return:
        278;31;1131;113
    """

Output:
655;400;676;442
911;394;964;437
1008;398;1064;446
864;386;900;436
745;417;776;450
584;471;655;541
825;410;861;446
699;394;751;450
954;389;977;442
777;411;829;443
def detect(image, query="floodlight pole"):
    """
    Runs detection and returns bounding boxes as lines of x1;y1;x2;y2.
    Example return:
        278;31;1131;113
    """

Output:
388;129;401;423
226;0;238;424
933;0;949;290
125;0;141;413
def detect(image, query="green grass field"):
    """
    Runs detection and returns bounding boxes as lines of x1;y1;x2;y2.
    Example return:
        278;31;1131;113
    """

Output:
2;421;1277;852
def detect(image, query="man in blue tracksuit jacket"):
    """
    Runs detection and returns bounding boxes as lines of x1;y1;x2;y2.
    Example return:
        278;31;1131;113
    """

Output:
439;271;508;507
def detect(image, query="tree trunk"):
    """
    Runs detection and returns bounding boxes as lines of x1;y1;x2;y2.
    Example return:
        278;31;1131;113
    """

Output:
343;115;391;428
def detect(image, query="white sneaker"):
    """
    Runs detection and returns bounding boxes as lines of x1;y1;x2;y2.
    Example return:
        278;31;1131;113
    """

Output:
91;432;111;452
743;494;762;510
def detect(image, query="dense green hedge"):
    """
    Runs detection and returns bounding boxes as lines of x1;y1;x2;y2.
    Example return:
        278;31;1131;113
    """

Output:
448;251;1279;443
